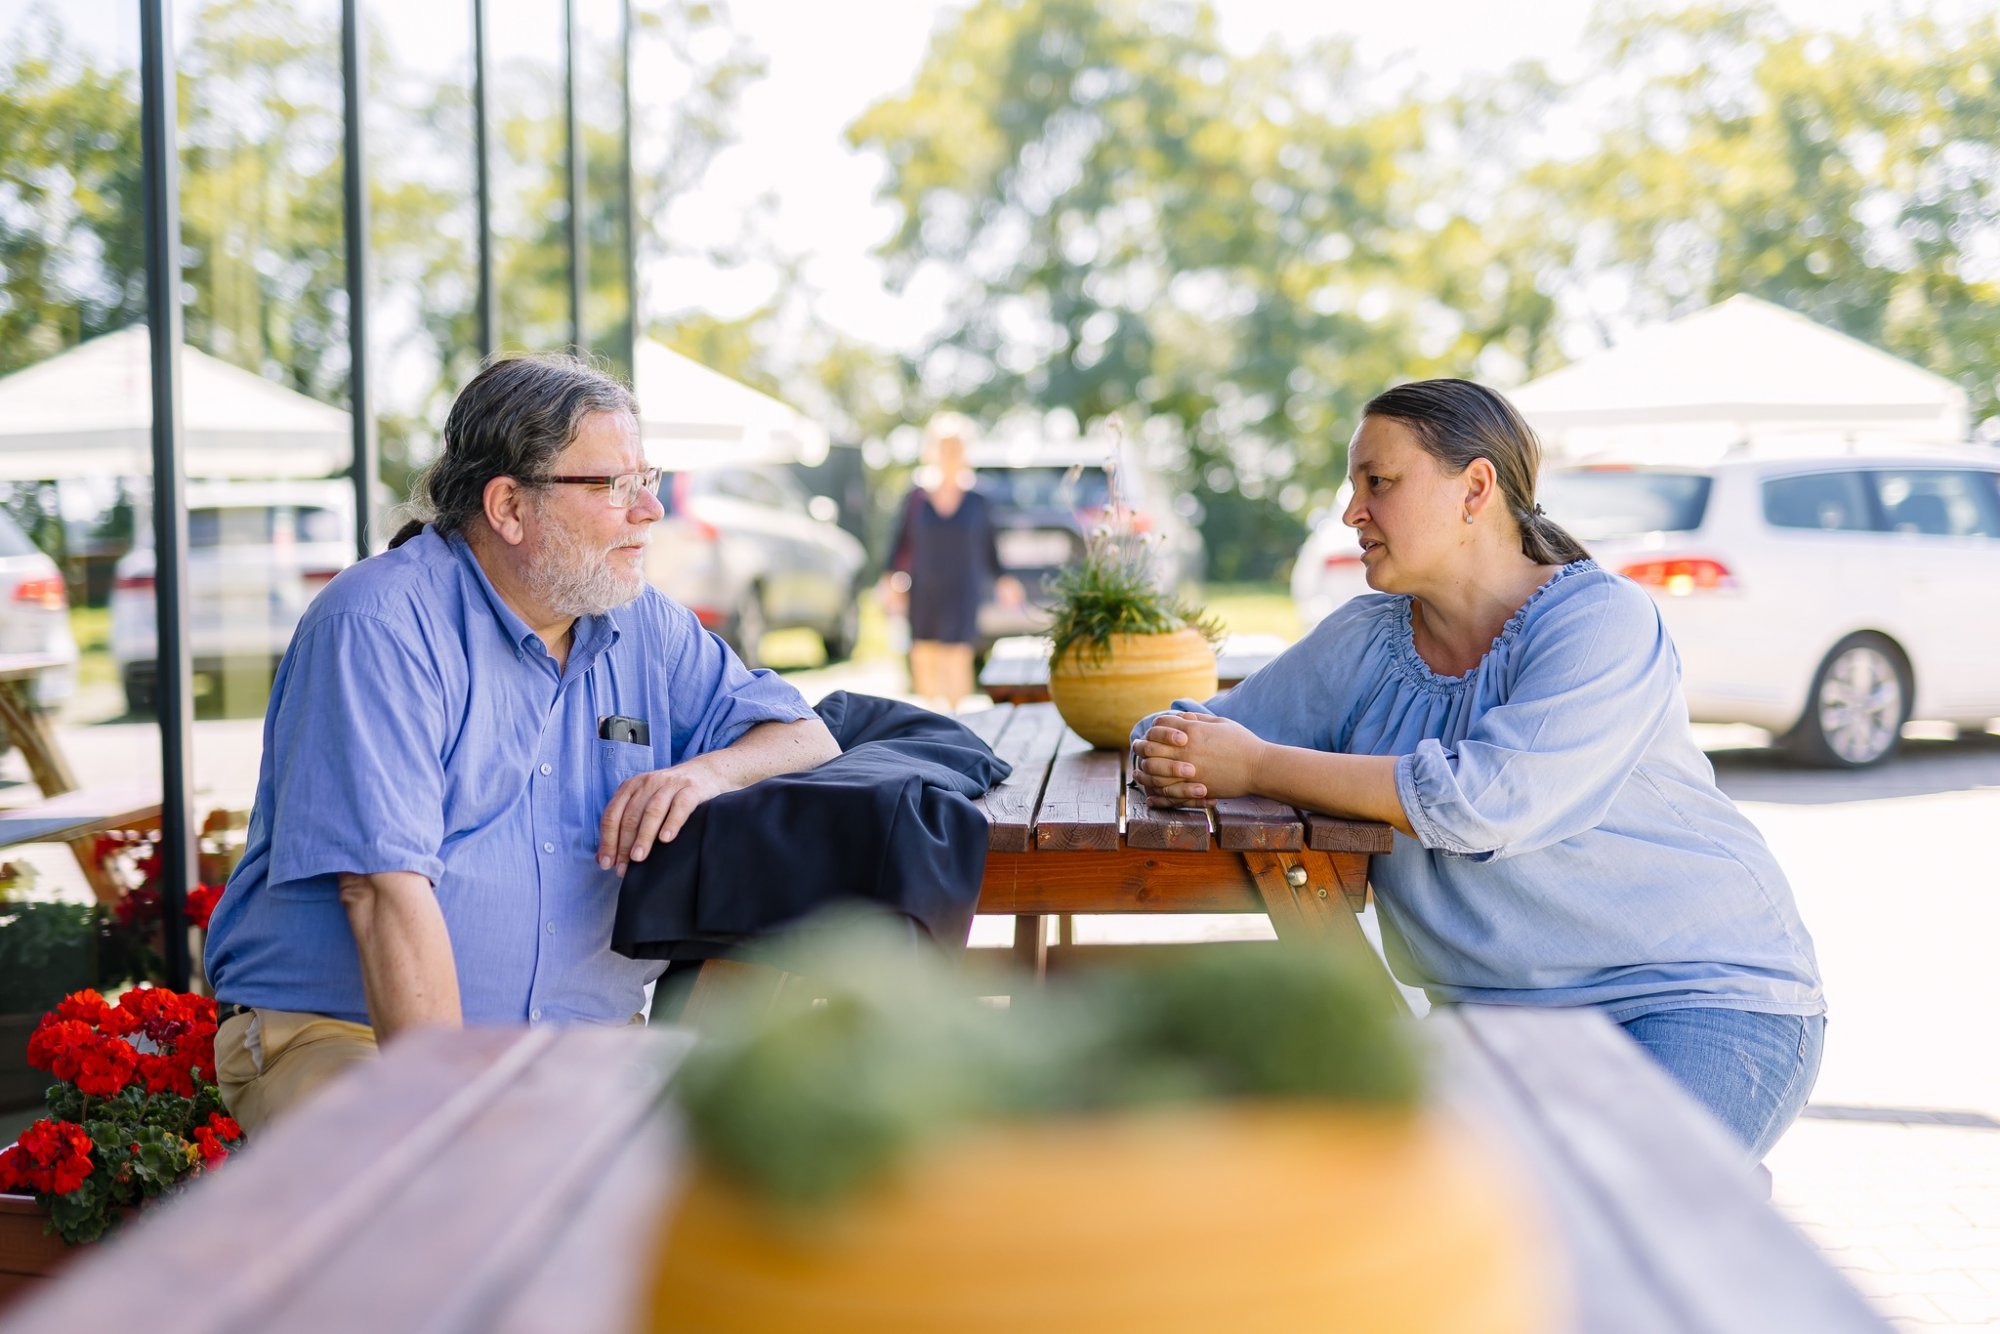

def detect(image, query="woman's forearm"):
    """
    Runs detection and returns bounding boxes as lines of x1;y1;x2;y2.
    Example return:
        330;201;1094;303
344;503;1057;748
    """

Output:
1254;742;1415;839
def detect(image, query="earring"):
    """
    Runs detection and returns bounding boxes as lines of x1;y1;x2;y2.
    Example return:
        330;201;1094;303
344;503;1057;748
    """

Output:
1463;509;1473;525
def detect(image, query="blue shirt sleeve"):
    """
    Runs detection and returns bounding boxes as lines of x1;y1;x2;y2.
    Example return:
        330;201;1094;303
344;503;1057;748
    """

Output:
660;600;818;762
1127;598;1383;754
1396;578;1682;861
265;611;450;887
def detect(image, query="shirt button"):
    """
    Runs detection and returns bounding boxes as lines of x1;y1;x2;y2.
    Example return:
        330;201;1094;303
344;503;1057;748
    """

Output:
543;841;555;854
540;763;552;776
530;1008;542;1022
546;921;556;934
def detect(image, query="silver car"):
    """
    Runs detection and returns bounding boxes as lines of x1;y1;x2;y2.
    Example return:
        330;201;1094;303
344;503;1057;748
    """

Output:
642;464;866;669
0;508;79;710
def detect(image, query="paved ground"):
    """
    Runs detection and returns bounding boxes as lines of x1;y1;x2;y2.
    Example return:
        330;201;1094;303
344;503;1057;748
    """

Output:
11;664;1999;1328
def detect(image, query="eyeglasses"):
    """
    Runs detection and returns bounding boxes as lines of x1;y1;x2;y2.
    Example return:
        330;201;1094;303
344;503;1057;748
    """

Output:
527;467;663;509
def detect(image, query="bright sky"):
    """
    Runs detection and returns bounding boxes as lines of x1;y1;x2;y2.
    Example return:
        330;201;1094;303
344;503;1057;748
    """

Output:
660;0;1984;353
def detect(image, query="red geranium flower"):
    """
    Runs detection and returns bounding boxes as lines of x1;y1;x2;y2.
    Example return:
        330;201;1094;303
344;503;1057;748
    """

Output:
190;1128;229;1167
53;990;112;1026
3;1120;95;1196
185;884;225;931
71;1034;138;1099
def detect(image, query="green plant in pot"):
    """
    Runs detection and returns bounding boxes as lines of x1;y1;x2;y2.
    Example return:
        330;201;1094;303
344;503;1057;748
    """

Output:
1044;419;1223;749
639;916;1559;1333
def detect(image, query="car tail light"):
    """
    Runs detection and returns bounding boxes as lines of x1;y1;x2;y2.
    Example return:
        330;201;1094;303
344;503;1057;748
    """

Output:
1619;557;1734;596
12;575;67;609
304;567;341;588
114;574;157;593
690;606;728;629
1322;553;1364;571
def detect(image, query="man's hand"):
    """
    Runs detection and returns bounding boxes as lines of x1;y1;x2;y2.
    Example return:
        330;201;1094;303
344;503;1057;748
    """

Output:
598;757;730;873
597;716;841;873
1132;712;1269;805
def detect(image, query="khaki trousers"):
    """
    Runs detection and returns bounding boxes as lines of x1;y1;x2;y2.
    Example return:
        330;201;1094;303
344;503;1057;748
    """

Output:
214;1007;378;1136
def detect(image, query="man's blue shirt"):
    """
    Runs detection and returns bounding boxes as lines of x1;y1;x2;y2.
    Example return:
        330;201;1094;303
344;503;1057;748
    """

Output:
205;527;817;1025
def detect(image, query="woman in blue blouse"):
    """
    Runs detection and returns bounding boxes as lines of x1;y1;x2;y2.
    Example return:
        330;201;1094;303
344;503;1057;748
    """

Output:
1132;379;1825;1160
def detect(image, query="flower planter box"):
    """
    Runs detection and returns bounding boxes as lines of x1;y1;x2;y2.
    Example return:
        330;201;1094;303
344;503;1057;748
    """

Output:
0;1191;74;1314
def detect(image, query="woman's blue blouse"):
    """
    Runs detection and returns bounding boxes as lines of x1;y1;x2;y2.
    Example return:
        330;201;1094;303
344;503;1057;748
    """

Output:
1145;560;1824;1021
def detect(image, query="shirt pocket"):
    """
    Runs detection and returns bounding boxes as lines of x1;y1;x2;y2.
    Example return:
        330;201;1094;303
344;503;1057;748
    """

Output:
595;737;659;811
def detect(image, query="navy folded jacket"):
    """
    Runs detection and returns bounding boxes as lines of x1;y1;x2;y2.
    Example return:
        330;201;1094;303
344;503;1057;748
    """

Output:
610;691;1012;961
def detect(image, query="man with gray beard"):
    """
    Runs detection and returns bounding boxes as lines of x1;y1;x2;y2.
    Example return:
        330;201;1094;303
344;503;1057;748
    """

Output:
204;354;839;1132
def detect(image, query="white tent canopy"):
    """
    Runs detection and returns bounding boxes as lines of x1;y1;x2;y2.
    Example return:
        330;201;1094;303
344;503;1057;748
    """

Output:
1510;294;1970;462
633;338;829;470
0;325;353;481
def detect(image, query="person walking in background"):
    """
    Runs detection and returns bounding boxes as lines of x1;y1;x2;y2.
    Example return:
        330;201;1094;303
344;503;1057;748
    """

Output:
1132;378;1825;1163
883;412;1024;711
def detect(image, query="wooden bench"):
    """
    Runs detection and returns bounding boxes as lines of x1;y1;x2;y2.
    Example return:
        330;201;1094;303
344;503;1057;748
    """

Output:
0;786;162;903
0;1016;1888;1331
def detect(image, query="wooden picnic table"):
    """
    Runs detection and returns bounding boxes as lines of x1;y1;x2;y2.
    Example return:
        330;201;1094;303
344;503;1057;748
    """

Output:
1;1016;1888;1332
0;653;77;797
977;632;1288;705
0;654;162;897
964;701;1393;978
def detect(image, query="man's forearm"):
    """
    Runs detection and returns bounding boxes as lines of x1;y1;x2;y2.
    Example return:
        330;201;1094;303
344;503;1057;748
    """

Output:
337;871;462;1041
702;716;840;787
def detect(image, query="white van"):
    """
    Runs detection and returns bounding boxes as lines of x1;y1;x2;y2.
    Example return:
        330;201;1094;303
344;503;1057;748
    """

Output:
110;480;355;714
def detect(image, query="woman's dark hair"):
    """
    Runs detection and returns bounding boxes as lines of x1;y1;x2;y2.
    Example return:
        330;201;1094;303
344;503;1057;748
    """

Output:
1361;378;1588;565
388;353;638;548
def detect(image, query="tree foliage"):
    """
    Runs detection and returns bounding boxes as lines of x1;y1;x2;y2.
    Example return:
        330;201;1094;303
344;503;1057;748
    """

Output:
851;0;2000;578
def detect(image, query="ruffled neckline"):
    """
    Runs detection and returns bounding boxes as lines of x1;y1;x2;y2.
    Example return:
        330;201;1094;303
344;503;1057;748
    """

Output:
1389;559;1597;693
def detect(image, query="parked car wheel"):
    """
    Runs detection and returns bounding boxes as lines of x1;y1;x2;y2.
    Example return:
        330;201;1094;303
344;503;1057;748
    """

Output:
730;588;767;670
1789;633;1911;769
821;597;860;664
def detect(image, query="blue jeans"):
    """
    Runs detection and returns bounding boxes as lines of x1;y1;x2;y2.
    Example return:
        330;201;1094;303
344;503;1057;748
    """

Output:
1619;1007;1825;1161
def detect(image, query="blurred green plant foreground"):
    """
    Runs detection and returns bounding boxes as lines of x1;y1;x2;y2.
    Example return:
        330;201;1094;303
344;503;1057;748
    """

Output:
674;916;1423;1208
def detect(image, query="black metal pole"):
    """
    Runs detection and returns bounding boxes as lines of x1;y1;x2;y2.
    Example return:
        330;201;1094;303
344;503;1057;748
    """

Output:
140;0;194;994
472;0;496;357
342;0;376;560
564;0;585;355
620;0;637;377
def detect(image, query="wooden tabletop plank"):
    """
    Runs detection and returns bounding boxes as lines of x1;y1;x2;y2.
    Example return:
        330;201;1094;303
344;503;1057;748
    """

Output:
976;703;1070;853
1424;1009;1673;1334
0;785;162;849
491;1112;691;1334
979;849;1267;915
1034;736;1120;852
1124;788;1211;851
1307;813;1396;855
1212;796;1304;851
266;1027;693;1334
955;703;1015;751
1455;1006;1888;1333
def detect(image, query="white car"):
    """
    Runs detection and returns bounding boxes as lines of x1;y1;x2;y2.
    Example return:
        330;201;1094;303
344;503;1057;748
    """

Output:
1291;446;2000;767
111;480;355;714
0;508;79;710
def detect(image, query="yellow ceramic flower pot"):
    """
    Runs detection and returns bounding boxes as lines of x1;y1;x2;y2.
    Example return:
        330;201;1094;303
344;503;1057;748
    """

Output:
1046;627;1218;749
643;1104;1559;1333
